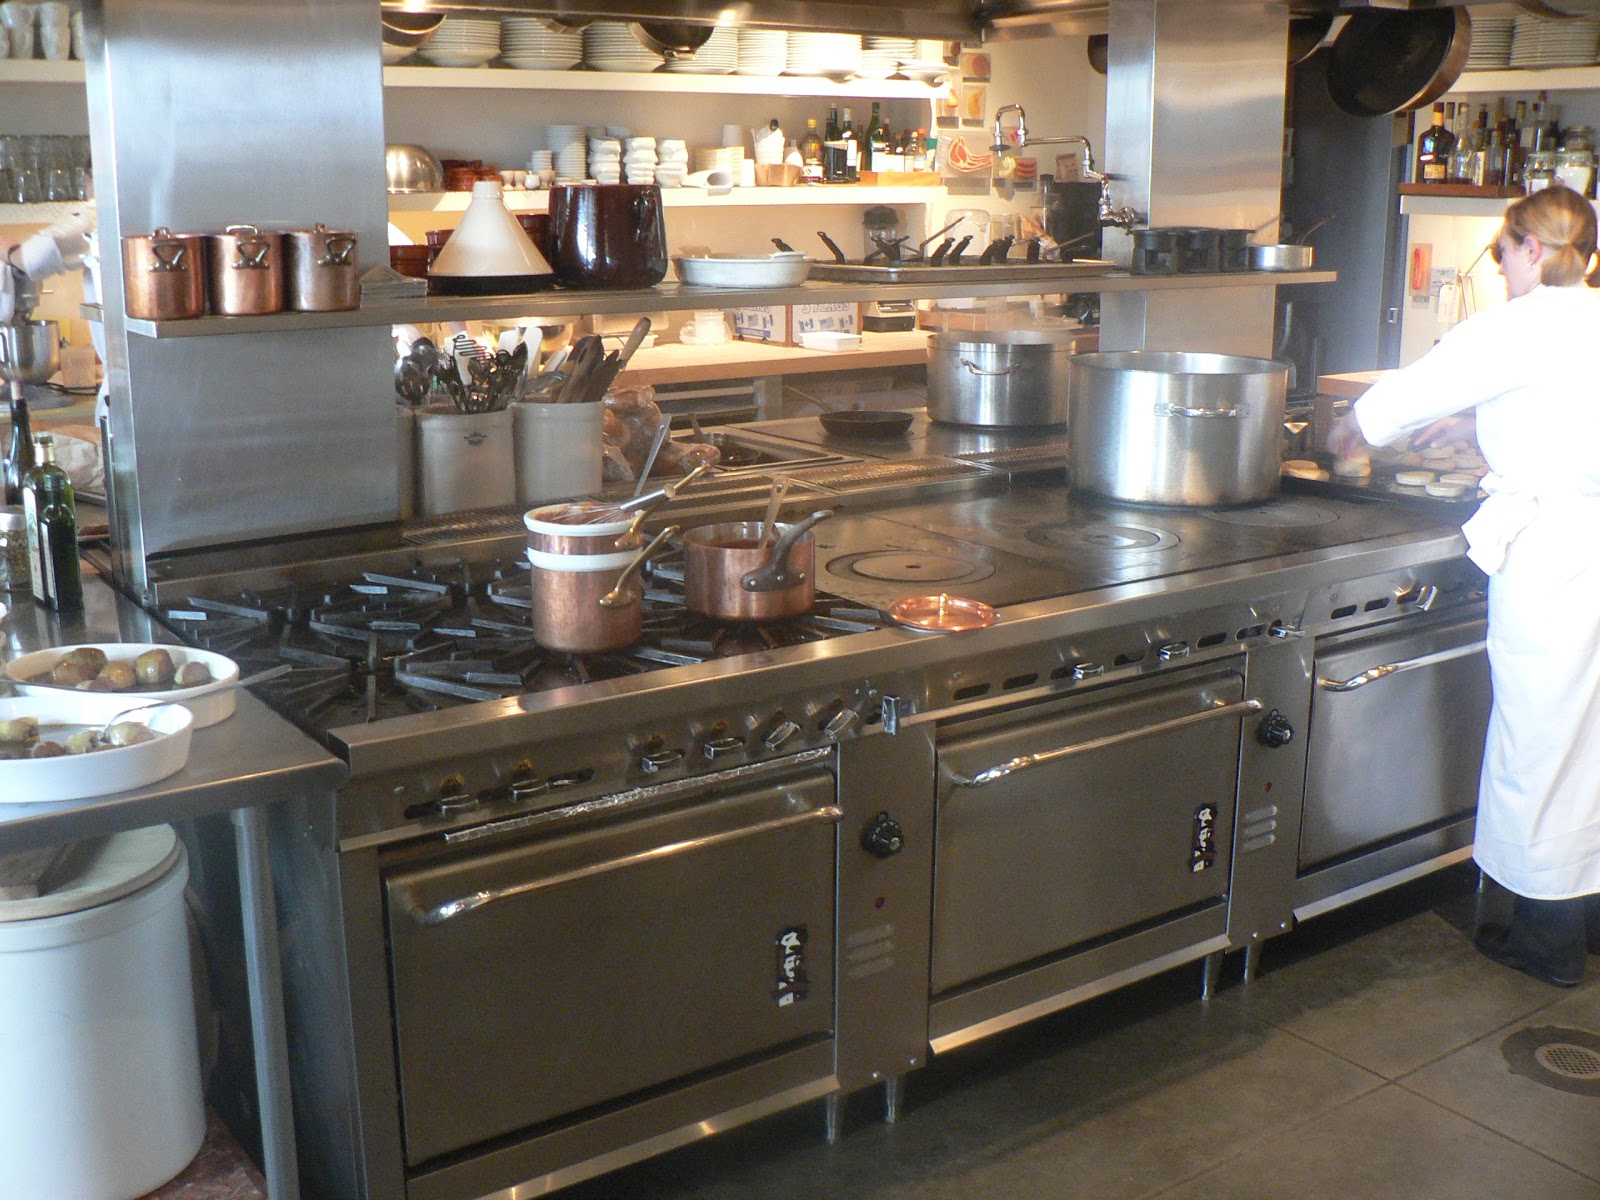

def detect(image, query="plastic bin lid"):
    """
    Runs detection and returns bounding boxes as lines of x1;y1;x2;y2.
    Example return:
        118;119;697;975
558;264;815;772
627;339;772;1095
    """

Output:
0;825;180;923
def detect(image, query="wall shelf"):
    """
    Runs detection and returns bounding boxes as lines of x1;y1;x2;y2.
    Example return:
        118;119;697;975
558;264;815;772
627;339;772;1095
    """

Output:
1453;66;1600;94
92;270;1338;338
0;59;84;83
1400;194;1600;218
0;200;85;223
388;185;947;214
381;64;944;98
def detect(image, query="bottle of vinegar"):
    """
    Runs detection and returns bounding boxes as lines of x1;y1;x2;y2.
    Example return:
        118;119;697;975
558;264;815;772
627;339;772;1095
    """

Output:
23;433;81;612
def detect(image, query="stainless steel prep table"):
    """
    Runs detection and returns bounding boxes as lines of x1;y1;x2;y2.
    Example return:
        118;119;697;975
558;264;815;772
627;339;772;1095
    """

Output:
0;575;347;1200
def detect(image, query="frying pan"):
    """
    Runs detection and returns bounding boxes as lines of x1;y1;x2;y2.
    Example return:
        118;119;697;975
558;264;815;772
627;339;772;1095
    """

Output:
1288;14;1333;66
818;410;914;438
630;21;713;58
1326;8;1471;118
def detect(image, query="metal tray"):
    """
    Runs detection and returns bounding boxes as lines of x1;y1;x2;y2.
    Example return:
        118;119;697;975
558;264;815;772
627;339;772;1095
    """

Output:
807;260;1117;285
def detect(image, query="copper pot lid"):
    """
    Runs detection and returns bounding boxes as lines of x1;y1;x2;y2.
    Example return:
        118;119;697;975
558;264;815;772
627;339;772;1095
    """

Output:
886;593;998;633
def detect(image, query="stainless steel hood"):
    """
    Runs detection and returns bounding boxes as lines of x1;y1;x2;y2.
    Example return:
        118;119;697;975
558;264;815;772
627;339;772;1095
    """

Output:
387;0;982;38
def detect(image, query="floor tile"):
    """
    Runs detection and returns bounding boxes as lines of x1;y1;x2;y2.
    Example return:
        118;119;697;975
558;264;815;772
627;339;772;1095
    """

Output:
1403;982;1600;1182
1153;1085;1600;1200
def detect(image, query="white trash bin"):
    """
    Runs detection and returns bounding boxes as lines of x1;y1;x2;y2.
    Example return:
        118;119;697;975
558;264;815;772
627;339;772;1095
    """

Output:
0;825;206;1200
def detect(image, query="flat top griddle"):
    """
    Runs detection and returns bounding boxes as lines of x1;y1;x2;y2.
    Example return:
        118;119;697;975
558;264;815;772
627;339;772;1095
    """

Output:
807;259;1116;284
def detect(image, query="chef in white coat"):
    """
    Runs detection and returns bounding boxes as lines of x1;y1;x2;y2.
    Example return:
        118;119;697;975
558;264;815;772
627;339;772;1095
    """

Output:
1329;185;1600;987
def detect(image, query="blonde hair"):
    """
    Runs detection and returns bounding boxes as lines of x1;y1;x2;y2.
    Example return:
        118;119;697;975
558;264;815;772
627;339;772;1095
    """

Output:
1502;186;1599;287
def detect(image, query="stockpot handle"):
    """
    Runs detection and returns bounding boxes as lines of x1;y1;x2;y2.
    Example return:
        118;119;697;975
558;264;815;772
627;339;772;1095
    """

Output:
947;697;1264;788
1316;641;1483;693
319;231;358;267
958;357;1019;378
1155;402;1241;419
149;230;189;273
402;803;845;926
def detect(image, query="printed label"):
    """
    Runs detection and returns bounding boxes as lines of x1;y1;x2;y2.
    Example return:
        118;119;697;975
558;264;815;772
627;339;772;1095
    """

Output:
774;925;810;1006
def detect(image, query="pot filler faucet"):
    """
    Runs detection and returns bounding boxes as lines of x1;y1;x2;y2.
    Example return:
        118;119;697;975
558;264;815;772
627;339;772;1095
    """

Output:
991;103;1145;232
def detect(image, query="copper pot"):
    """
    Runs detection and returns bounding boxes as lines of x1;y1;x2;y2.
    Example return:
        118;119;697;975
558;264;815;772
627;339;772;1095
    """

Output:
683;511;831;622
284;224;359;312
121;227;206;320
205;224;284;315
527;525;674;653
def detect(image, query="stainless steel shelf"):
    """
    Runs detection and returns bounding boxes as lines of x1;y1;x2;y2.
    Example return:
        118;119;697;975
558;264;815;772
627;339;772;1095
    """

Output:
96;271;1339;338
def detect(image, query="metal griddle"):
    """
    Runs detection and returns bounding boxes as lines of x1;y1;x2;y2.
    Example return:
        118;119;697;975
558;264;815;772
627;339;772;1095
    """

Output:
807;259;1117;284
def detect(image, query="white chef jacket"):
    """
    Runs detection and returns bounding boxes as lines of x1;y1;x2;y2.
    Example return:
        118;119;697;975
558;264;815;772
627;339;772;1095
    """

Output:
1355;283;1600;899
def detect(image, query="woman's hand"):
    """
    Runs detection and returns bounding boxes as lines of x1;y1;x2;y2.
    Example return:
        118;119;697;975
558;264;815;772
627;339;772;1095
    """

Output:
1325;412;1368;459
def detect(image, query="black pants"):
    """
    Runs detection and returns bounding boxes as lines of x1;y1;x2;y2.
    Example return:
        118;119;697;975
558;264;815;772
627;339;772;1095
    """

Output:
1475;876;1600;985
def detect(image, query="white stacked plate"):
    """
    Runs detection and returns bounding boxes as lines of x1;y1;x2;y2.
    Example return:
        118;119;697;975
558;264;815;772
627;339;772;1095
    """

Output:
693;145;744;174
382;43;415;65
1464;15;1514;69
663;25;737;74
1510;13;1600;68
862;36;914;79
416;16;500;68
786;32;861;77
735;29;787;76
500;17;581;70
582;20;665;72
895;59;950;83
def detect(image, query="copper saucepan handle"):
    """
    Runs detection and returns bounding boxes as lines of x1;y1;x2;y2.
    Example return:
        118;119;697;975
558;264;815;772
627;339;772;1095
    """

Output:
598;524;679;609
741;509;833;593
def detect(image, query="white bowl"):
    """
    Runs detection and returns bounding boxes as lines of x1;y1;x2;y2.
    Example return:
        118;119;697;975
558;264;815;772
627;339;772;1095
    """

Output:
0;694;194;804
674;253;811;288
5;644;242;729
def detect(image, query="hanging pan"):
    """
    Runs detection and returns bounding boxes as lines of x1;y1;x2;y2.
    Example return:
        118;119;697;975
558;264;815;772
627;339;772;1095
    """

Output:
1325;8;1471;118
1288;14;1333;66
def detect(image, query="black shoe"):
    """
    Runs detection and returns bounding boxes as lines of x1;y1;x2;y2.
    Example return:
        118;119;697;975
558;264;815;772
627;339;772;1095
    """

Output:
1475;924;1585;988
1585;896;1600;955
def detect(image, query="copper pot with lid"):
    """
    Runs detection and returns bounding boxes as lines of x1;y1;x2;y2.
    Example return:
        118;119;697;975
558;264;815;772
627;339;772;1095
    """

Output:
121;228;206;320
683;511;832;622
205;224;284;315
284;224;359;312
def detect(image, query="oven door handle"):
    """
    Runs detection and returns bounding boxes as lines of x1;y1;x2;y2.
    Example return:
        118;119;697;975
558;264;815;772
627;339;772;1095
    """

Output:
946;698;1264;789
401;804;845;926
1316;642;1484;693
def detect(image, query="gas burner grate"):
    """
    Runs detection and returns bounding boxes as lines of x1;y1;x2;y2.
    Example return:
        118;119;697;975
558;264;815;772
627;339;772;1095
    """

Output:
793;459;987;490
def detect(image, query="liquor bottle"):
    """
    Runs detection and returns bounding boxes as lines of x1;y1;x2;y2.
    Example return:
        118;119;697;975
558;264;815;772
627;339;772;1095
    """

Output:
1504;101;1528;188
22;433;81;611
799;117;824;183
1467;105;1491;187
3;383;34;507
840;106;859;181
862;102;884;173
1415;102;1455;185
1450;105;1474;183
1485;121;1506;186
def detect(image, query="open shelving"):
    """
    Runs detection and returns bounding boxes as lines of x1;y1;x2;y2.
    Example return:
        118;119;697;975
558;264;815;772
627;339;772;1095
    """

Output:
382;64;944;98
387;185;946;214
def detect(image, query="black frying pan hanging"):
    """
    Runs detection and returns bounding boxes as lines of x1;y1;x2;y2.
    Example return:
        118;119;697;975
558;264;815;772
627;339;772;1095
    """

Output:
1288;14;1333;66
1326;8;1471;117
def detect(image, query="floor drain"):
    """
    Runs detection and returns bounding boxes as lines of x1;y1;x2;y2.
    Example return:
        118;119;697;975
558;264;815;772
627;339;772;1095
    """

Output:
1502;1027;1600;1096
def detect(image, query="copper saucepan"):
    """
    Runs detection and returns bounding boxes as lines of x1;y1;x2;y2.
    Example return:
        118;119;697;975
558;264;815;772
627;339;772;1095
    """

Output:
527;525;676;653
683;510;832;622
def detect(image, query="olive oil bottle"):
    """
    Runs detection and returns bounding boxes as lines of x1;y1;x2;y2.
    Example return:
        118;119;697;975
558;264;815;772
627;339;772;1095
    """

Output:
23;433;82;612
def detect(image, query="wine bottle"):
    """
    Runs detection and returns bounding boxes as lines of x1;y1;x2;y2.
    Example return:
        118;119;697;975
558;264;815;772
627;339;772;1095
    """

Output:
23;433;81;612
822;106;847;183
4;383;33;507
862;102;883;173
840;106;859;182
799;117;824;183
1415;102;1455;185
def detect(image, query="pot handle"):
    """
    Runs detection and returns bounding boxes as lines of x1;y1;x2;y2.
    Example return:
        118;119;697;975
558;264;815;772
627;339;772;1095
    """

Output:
227;228;273;271
958;357;1019;378
149;235;189;273
597;524;678;609
1154;402;1241;419
742;509;833;593
319;232;358;268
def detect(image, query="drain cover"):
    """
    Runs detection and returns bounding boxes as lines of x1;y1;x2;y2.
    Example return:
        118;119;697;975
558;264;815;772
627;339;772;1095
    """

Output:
1207;500;1338;528
1026;522;1178;553
1502;1026;1600;1096
832;551;995;585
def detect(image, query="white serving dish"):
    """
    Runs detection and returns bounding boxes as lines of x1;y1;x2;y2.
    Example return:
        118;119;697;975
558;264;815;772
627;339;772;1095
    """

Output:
5;643;241;729
673;253;811;289
0;694;194;804
797;330;863;351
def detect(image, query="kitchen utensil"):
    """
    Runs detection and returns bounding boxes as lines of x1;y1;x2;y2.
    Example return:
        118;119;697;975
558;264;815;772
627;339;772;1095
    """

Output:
1248;243;1315;271
673;253;811;288
382;12;444;48
431;181;556;296
819;409;915;438
1326;7;1471;117
525;508;663;652
681;510;829;622
88;664;289;745
121;228;207;321
0;320;62;385
771;238;795;253
816;230;848;264
597;525;678;608
385;144;445;194
1068;350;1289;506
756;476;789;545
283;224;359;312
886;593;998;632
577;459;713;526
629;21;712;58
632;421;672;494
546;183;669;290
928;239;956;266
204;224;285;316
927;328;1077;427
5;643;244;729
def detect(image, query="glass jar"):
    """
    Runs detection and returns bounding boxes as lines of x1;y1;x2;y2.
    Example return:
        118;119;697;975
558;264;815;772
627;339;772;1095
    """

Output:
0;507;29;593
1554;146;1596;199
1560;125;1596;155
1525;150;1557;194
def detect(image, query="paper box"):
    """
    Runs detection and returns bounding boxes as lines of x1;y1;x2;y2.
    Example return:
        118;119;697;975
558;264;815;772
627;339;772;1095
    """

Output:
731;305;788;344
790;302;860;343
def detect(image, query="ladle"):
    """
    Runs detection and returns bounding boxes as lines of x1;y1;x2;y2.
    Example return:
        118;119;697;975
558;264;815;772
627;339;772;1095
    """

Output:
597;526;678;609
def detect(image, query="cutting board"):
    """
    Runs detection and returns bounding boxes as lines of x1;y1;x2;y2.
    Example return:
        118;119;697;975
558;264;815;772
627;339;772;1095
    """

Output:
0;842;78;900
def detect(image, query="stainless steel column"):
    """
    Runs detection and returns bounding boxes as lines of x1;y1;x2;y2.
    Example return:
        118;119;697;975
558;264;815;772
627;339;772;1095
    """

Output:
1100;0;1287;356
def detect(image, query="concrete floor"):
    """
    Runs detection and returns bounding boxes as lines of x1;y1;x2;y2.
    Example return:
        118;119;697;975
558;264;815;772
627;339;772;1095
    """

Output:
561;863;1600;1200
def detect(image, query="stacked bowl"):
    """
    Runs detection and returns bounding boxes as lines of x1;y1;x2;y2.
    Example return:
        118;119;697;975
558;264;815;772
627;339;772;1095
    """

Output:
656;139;688;187
416;17;499;68
624;137;658;185
735;29;787;75
501;18;581;70
582;20;664;71
588;135;622;184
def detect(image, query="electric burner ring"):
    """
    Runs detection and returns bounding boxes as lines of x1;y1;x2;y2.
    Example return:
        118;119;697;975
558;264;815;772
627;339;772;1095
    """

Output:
829;550;996;586
1026;522;1179;553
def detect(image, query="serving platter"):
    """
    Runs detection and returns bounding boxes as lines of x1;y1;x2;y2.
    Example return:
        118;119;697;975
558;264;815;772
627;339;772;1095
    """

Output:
5;644;242;729
0;694;194;804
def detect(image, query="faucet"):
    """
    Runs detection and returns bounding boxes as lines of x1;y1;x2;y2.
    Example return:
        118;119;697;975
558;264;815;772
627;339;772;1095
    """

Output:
991;102;1145;232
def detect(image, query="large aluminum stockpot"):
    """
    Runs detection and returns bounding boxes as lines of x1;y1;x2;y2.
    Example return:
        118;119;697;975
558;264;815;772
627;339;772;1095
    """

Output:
1068;351;1289;507
927;328;1076;427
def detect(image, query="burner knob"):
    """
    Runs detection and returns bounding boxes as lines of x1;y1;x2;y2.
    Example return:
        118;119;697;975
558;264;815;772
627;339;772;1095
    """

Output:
861;812;905;859
702;735;745;761
1072;662;1104;680
433;778;479;816
1257;709;1295;749
1398;583;1440;612
764;719;801;751
823;705;860;739
1158;642;1191;661
640;748;685;774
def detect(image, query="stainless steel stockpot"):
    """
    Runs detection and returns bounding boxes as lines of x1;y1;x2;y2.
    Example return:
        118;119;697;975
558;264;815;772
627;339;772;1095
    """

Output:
926;327;1077;427
1068;350;1289;507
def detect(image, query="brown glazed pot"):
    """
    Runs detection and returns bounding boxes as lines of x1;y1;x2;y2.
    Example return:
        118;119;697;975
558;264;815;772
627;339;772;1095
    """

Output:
683;512;831;622
546;183;668;290
122;228;207;320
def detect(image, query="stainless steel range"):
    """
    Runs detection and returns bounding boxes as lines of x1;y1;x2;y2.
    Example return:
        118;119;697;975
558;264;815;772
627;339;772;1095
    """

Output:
160;436;1488;1200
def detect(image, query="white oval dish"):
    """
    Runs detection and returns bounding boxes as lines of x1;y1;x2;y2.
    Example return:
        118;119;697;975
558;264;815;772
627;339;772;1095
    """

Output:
0;695;194;804
4;644;241;729
673;253;811;289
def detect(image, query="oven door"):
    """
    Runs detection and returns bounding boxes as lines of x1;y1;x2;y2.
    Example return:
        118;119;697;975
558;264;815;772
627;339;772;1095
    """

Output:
383;764;840;1167
1300;613;1489;872
932;664;1252;994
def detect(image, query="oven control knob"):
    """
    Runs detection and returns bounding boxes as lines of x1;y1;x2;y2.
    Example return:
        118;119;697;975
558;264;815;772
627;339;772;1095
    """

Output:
1257;709;1295;749
861;812;905;859
640;748;685;774
433;778;479;817
702;735;745;761
1072;661;1104;680
823;706;860;739
764;719;802;751
1158;642;1191;661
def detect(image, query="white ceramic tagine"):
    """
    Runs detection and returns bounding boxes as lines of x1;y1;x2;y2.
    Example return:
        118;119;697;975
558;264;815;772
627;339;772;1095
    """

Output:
430;180;556;295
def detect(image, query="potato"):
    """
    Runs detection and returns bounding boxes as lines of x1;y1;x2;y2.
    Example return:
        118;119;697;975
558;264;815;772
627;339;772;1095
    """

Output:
50;658;100;687
97;661;138;691
174;661;213;688
103;722;157;748
59;647;109;675
134;649;176;687
76;676;118;692
0;716;39;744
30;740;67;758
64;729;101;755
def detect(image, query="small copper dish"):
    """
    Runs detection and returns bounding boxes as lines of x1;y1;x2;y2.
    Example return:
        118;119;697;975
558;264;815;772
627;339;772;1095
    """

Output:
887;594;998;633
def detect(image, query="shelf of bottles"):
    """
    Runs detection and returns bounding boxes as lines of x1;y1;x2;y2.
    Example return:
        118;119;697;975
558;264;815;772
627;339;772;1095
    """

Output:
1408;93;1596;201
